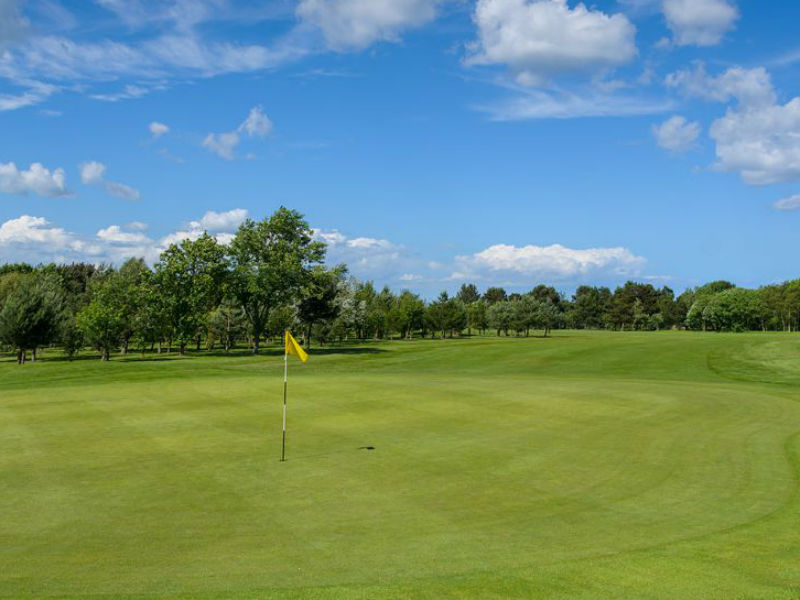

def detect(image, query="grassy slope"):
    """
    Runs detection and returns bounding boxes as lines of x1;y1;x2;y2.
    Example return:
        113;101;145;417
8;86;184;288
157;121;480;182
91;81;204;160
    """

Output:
1;331;799;599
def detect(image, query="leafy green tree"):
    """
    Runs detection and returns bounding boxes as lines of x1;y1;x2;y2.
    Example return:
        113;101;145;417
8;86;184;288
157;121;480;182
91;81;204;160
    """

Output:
483;287;507;305
388;290;425;339
424;292;450;338
0;274;64;364
297;266;347;347
511;295;539;336
488;301;513;336
456;283;481;305
569;285;610;329
467;299;488;335
155;234;228;354
537;301;562;337
77;289;125;361
228;208;325;353
207;299;247;352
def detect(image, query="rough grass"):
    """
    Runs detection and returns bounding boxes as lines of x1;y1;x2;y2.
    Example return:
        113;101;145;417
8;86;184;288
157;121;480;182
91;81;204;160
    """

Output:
1;331;799;599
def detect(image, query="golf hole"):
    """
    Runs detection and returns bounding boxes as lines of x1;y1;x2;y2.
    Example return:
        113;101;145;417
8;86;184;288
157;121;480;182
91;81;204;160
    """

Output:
359;446;375;450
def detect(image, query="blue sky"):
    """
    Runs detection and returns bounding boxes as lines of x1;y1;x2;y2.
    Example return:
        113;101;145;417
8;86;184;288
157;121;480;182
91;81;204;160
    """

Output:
1;0;799;296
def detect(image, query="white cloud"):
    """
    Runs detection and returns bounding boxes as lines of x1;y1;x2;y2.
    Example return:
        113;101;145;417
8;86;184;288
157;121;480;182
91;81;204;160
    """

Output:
774;194;800;211
0;208;245;265
652;115;700;152
0;161;69;197
662;0;738;47
478;85;673;120
400;273;422;281
103;181;141;200
96;225;151;244
202;131;240;160
80;161;106;184
189;208;249;232
203;106;274;159
665;63;775;107
238;106;272;137
90;84;151;102
315;227;407;278
149;121;170;138
454;243;645;280
467;0;637;86
710;98;800;185
347;236;394;249
80;160;141;198
313;228;347;245
0;215;70;246
665;63;800;186
297;0;441;51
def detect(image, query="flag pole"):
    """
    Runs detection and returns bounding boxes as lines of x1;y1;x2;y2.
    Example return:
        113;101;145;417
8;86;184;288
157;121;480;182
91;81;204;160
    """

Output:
281;332;288;462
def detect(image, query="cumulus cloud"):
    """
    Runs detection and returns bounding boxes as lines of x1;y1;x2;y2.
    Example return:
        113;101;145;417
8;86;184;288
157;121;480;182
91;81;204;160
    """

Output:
454;243;645;281
149;121;169;138
315;228;407;278
652;115;700;152
467;0;637;86
0;208;249;265
238;106;273;137
297;0;442;51
188;208;249;232
774;194;800;211
0;162;69;197
202;132;240;160
203;106;273;159
710;98;800;185
80;160;141;199
0;215;70;246
662;0;738;47
666;63;775;107
80;161;106;184
96;224;151;244
665;63;800;186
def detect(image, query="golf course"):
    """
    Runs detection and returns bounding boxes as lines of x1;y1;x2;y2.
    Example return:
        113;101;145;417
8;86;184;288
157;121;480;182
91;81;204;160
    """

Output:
2;331;799;599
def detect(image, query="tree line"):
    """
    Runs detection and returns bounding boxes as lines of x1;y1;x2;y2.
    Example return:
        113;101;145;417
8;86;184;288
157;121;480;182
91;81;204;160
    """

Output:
1;208;799;364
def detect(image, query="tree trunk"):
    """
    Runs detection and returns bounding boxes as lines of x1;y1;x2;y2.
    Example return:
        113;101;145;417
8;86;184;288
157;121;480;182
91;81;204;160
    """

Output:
101;348;110;361
253;333;260;355
157;340;162;354
196;334;201;351
17;349;24;365
179;342;186;356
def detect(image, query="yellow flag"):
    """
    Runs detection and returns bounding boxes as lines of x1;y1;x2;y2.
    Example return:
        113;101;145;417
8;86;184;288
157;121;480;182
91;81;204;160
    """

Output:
284;331;308;363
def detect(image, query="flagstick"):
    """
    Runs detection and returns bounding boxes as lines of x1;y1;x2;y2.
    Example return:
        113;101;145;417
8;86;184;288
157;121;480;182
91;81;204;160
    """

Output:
281;341;288;462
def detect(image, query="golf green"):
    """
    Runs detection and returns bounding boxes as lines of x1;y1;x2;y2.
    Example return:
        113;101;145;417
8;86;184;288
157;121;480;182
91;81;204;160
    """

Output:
1;331;799;599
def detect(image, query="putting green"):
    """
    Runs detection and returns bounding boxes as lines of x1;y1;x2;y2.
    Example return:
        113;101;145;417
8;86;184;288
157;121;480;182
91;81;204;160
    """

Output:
1;331;799;599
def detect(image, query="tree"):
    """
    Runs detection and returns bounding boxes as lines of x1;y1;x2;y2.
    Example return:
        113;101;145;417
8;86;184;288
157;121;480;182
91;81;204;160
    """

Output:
511;296;539;336
424;292;450;338
297;266;346;347
228;208;325;354
488;301;513;336
570;285;610;329
456;283;481;305
388;290;425;339
0;274;64;364
537;301;562;337
467;299;488;336
483;287;507;305
155;234;228;354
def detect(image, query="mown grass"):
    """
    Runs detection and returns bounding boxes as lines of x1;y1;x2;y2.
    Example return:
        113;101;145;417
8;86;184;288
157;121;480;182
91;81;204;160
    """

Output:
1;331;799;599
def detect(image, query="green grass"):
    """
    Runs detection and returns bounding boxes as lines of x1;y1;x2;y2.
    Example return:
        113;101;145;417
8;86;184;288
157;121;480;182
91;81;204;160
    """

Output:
2;331;800;599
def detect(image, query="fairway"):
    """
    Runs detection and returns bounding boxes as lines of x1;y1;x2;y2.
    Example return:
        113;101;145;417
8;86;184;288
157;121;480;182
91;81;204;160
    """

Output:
2;332;800;599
